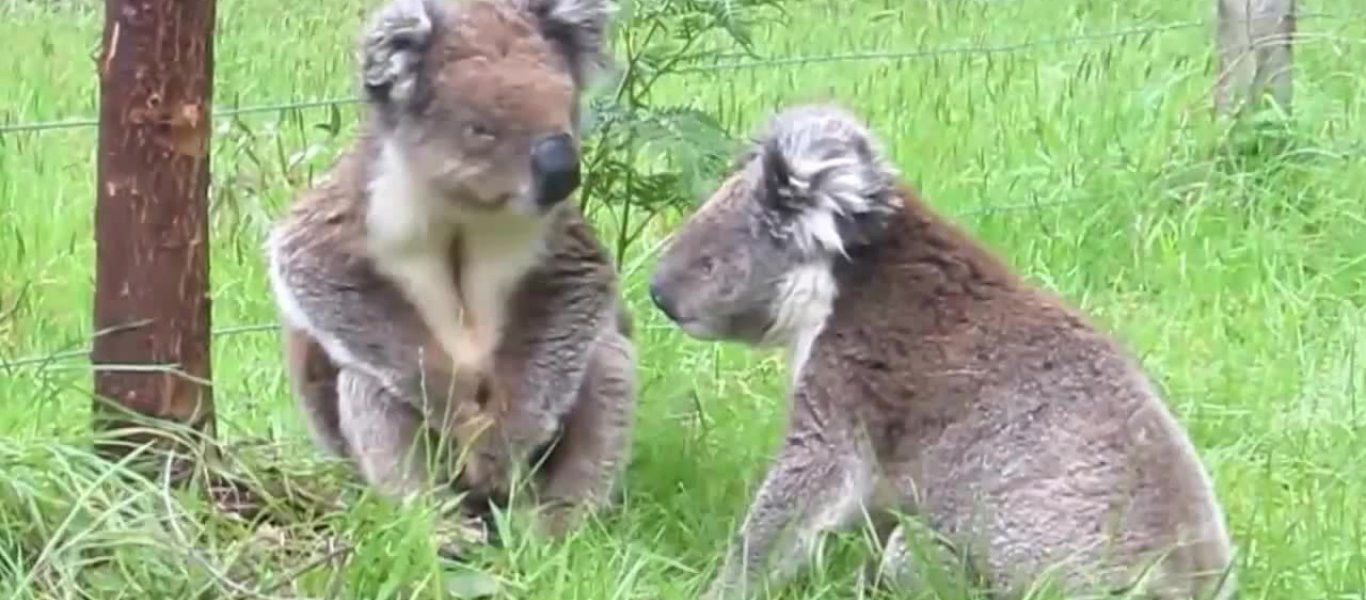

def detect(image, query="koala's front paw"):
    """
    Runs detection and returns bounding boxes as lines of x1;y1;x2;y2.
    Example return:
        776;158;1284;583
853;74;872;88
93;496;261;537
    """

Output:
458;442;512;506
438;358;495;432
448;326;493;382
409;352;493;437
455;371;492;414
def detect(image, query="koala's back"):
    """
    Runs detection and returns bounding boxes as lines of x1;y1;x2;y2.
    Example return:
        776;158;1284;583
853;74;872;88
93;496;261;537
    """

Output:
916;314;1229;597
807;202;1233;598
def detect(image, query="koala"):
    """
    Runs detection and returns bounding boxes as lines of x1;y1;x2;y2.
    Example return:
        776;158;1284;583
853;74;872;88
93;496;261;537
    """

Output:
649;104;1235;599
265;0;636;540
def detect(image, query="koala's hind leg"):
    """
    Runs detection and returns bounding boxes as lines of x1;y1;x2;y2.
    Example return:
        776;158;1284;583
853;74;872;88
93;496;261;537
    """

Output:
335;367;453;502
282;325;348;459
531;328;637;538
702;440;875;600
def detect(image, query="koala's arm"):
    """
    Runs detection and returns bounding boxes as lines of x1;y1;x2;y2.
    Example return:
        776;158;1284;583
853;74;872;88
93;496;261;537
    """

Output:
459;223;619;498
703;409;873;600
267;212;476;428
528;313;636;537
370;248;493;435
374;250;485;370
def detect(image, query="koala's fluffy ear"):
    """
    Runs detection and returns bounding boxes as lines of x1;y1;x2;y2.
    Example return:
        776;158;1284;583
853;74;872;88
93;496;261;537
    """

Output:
524;0;614;85
761;137;795;209
756;105;901;256
359;0;434;110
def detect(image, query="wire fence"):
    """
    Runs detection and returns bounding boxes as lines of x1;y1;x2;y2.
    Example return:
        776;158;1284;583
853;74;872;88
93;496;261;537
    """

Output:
2;11;1363;136
2;9;1364;372
0;189;1151;374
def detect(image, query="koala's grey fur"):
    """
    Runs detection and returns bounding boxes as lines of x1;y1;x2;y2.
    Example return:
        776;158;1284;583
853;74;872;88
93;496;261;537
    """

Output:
265;0;636;540
649;104;1235;599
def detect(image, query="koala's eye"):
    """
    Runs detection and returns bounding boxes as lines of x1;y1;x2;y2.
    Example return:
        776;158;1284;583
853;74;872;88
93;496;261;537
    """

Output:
465;123;498;140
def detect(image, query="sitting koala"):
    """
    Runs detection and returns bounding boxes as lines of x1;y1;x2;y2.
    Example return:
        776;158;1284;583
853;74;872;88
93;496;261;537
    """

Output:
266;0;637;545
648;104;1235;599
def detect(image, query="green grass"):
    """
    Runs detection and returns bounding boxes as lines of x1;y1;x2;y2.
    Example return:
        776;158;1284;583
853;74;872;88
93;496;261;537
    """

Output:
2;0;1364;597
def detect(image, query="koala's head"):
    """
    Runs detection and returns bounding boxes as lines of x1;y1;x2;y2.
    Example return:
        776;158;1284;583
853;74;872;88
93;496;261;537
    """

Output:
359;0;611;217
648;104;902;347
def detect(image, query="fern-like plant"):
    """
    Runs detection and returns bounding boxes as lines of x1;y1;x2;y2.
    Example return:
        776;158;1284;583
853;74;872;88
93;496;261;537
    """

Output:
577;0;785;265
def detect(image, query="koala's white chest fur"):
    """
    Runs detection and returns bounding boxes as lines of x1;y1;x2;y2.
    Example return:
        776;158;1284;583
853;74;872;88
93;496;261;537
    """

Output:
365;141;547;366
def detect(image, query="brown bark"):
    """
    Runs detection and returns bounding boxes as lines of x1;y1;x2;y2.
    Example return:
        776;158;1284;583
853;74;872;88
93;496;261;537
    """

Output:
91;0;217;471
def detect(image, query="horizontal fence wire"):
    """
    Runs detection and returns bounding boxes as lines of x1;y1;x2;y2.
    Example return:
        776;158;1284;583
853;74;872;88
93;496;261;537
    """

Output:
0;321;283;371
2;11;1361;136
0;191;1136;374
0;98;362;135
671;18;1209;73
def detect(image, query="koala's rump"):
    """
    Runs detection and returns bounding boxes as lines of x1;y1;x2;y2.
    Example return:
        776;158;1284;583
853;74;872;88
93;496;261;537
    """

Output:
883;365;1228;597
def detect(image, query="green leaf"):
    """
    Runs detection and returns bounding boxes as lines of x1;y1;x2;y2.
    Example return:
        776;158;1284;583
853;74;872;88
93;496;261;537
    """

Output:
580;0;778;245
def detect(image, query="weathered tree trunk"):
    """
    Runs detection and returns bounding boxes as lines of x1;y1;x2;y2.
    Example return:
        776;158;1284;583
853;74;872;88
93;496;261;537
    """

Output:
1215;0;1296;116
92;0;217;476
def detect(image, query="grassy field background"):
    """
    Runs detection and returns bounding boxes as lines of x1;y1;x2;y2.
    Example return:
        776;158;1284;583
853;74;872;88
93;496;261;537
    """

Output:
2;0;1364;597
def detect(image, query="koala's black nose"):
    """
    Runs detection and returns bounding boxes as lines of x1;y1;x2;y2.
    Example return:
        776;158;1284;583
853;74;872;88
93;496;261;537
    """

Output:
531;132;580;208
648;280;679;322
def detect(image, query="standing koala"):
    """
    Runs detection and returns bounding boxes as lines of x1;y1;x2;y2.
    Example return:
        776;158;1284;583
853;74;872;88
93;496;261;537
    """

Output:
649;104;1235;599
266;0;636;539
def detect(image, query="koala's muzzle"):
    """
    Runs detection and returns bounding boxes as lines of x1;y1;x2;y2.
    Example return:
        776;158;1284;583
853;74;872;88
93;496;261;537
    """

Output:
531;132;581;208
648;279;680;322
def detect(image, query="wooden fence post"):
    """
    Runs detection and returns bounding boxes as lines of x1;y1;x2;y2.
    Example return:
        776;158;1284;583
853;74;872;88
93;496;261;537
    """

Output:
92;0;217;477
1215;0;1296;116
